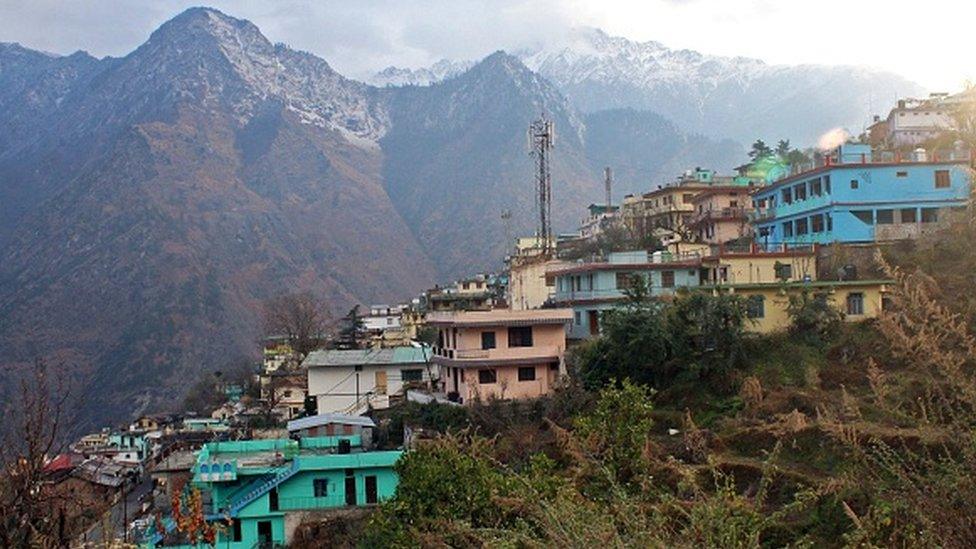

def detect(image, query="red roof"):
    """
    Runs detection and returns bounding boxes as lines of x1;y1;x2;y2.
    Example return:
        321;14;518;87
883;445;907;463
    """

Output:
43;453;78;473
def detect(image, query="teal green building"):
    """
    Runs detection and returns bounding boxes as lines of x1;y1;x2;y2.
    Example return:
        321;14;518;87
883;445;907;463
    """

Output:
146;436;401;548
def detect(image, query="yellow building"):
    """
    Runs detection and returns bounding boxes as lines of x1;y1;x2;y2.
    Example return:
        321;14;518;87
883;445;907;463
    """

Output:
700;246;818;285
700;279;891;333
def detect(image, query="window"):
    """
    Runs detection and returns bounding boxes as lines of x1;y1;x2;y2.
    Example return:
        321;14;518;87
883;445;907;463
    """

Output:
481;331;496;350
478;369;497;384
782;221;794;237
851;210;873;225
935;169;950;188
283;390;292;398
794;184;806;201
683;193;694;203
746;295;765;319
795;218;808;235
661;270;675;288
231;520;242;542
811;214;824;233
810;178;822;196
896;171;908;178
729;200;738;207
824;175;831;193
900;208;917;223
401;369;423;382
314;478;329;498
826;214;833;231
774;263;793;280
847;293;864;315
921;208;939;223
517;367;536;381
615;272;635;290
574;311;582;325
508;326;533;347
876;209;894;224
850;179;859;189
781;188;793;204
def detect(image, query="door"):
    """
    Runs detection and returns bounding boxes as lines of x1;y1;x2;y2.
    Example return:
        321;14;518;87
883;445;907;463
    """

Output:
587;310;600;336
345;473;357;506
375;370;387;395
256;520;273;544
452;368;459;393
365;475;378;504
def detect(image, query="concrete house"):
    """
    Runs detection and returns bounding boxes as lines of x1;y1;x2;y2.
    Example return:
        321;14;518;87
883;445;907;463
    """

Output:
428;309;573;403
751;143;972;248
145;436;401;548
304;346;432;415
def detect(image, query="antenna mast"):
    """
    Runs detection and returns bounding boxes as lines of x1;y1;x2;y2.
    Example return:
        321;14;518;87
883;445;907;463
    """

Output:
528;116;555;253
604;166;612;207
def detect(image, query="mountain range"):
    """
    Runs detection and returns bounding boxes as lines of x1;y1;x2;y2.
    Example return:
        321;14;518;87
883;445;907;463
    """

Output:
372;27;925;146
0;8;748;432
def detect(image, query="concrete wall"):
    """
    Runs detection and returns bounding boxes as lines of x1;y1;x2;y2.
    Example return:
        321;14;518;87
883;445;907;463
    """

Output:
308;362;432;414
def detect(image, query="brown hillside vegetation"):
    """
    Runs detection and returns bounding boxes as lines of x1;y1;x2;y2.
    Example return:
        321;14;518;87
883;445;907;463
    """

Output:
360;203;976;547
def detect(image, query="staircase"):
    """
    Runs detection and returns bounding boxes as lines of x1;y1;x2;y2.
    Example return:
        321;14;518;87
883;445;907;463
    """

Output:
225;458;301;517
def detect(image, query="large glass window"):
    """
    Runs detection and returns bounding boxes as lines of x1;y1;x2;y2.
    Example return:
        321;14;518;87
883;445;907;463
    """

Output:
794;184;807;201
508;326;533;347
517;367;536;382
876;209;894;224
851;210;873;225
795;218;808;235
746;295;765;319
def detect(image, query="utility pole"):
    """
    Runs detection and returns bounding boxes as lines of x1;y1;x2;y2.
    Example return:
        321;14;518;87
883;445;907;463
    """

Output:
604;167;613;208
528;116;555;254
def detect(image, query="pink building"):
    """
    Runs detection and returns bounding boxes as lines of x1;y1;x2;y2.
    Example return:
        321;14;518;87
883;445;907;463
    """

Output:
428;309;573;403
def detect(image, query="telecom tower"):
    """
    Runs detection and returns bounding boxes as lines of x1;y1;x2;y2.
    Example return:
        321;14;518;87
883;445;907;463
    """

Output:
604;166;613;207
528;116;555;253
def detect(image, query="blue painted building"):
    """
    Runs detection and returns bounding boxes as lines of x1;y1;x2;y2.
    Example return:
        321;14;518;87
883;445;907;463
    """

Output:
549;250;702;339
751;144;972;248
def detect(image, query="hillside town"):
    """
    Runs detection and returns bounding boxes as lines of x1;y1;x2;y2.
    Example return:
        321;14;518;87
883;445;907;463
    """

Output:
14;83;976;548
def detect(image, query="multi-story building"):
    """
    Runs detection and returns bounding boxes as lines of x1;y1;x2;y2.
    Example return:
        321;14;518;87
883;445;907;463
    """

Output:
699;245;818;285
751;143;972;248
426;275;495;312
688;186;754;245
699;279;891;333
363;304;405;334
871;95;957;148
428;309;573;403
549;250;703;339
621;168;750;240
145;436;401;548
260;370;308;420
506;236;571;311
578;203;620;240
304;346;432;415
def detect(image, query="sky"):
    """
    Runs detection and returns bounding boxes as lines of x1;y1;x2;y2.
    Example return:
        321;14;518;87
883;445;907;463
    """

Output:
0;0;972;91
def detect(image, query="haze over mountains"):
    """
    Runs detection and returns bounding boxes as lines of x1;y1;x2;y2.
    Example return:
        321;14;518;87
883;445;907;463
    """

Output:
0;7;921;431
373;27;924;146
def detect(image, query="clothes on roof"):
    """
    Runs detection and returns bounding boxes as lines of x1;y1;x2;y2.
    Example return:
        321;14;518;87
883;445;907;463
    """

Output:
287;413;377;432
302;345;429;368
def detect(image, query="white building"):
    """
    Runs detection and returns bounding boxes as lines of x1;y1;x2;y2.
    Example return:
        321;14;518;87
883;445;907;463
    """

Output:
303;345;433;415
882;95;957;147
363;304;406;333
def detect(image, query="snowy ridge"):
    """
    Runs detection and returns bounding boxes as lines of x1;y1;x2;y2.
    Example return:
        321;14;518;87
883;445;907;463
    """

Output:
371;59;475;87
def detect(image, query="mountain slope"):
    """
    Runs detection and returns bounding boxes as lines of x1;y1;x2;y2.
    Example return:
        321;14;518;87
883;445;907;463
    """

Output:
0;9;743;432
380;52;599;276
0;8;435;431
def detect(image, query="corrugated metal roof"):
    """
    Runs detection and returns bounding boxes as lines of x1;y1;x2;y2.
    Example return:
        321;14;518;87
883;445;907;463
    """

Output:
287;413;376;432
302;345;429;368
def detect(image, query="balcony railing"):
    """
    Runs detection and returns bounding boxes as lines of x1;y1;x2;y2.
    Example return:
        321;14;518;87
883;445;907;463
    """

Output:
278;494;376;511
689;207;749;225
436;345;563;363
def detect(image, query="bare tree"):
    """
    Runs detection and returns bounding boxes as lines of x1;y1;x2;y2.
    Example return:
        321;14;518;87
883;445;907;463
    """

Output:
0;358;72;547
263;292;331;362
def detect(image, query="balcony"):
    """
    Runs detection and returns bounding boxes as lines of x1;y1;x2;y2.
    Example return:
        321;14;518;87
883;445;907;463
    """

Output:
689;207;749;226
278;494;376;511
552;288;626;303
435;345;563;365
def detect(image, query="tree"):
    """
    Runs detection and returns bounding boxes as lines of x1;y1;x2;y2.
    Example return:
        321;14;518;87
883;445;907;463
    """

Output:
334;305;366;350
749;139;773;160
786;289;845;344
573;380;655;486
0;359;72;547
263;292;330;360
775;139;791;158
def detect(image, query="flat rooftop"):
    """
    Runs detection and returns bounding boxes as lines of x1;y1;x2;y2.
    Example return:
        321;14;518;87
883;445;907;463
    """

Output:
426;308;573;327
